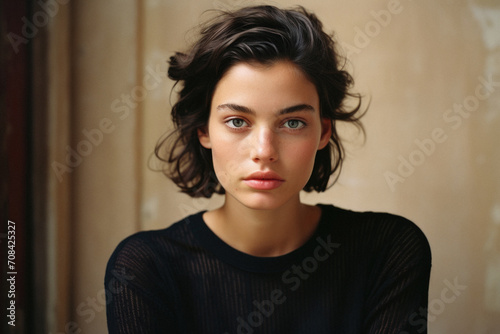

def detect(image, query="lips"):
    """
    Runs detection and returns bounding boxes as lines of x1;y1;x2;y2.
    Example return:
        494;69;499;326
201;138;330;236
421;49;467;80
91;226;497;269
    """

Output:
243;171;285;190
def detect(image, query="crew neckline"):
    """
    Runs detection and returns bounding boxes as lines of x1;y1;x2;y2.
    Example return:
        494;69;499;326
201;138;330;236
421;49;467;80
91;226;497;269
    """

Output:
189;204;335;273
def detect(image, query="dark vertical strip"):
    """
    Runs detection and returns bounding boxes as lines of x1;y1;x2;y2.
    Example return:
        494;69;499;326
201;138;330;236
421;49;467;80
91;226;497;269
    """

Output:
2;0;33;332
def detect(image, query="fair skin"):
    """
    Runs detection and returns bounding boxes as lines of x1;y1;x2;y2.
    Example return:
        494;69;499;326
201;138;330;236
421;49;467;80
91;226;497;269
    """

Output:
198;60;331;257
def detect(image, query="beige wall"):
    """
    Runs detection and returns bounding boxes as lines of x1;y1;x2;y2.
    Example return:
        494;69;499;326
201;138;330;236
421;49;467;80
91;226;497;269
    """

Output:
43;0;500;332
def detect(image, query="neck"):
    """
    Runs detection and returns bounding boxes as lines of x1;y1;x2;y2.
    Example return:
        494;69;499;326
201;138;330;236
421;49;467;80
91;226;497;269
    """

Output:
203;195;321;257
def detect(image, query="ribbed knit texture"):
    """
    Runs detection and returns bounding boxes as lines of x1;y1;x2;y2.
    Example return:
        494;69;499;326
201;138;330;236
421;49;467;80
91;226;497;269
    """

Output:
105;204;431;333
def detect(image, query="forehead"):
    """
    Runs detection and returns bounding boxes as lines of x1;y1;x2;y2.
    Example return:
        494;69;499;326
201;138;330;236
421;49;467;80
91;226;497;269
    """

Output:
211;60;319;112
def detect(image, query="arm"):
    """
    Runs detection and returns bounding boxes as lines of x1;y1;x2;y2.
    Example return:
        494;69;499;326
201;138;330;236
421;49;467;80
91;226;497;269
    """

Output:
363;216;432;334
105;234;178;333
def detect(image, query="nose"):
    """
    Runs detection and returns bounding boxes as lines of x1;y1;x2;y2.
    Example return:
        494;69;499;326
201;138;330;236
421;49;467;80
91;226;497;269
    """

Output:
250;127;278;163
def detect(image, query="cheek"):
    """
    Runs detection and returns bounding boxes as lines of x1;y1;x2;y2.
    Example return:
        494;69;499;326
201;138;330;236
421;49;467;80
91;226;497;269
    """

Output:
285;140;319;168
211;133;251;165
210;137;244;184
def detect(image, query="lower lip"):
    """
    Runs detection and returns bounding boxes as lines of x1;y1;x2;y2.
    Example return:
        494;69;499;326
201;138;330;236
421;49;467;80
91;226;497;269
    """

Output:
243;179;284;190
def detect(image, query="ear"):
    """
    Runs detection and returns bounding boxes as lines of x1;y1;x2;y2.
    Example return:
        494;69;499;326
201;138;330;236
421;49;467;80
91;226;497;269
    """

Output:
197;127;212;149
318;118;331;150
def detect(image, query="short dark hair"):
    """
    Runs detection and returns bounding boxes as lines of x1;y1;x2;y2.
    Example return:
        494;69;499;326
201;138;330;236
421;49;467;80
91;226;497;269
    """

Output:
155;5;365;198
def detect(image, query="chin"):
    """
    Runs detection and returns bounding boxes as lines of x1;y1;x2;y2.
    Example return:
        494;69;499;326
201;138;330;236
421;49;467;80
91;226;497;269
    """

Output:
232;192;296;211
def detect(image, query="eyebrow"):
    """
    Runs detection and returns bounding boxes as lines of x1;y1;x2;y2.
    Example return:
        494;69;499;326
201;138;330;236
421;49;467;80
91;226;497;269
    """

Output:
216;103;316;115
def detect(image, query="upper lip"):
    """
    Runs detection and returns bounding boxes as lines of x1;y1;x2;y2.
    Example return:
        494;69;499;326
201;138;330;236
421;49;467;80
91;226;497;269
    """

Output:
244;171;284;181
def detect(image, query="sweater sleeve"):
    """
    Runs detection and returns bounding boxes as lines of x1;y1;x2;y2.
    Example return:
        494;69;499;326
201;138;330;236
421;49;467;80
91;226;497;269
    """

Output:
105;233;179;333
363;215;432;334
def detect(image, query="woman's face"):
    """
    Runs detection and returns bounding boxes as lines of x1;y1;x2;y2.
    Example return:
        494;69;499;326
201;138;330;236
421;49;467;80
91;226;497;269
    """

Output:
198;60;331;210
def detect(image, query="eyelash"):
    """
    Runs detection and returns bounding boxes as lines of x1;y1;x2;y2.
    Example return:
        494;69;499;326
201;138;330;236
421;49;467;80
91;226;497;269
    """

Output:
283;119;306;130
224;118;307;130
226;118;249;129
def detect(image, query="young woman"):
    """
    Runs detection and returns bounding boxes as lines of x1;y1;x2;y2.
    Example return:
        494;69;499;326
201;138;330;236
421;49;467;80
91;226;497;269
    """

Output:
105;5;431;333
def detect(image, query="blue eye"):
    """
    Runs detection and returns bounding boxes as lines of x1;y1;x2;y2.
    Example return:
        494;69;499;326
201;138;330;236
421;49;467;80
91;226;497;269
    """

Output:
226;118;248;128
283;119;305;129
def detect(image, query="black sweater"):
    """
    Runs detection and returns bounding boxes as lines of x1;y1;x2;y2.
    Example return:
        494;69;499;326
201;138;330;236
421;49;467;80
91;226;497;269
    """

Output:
105;204;431;333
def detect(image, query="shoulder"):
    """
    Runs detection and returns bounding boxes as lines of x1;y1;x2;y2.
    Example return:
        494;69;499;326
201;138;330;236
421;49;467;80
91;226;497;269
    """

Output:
105;212;202;281
318;204;431;266
319;204;428;241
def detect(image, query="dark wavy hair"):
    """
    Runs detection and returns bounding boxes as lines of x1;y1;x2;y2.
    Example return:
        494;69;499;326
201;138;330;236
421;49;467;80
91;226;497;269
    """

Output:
155;5;365;198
